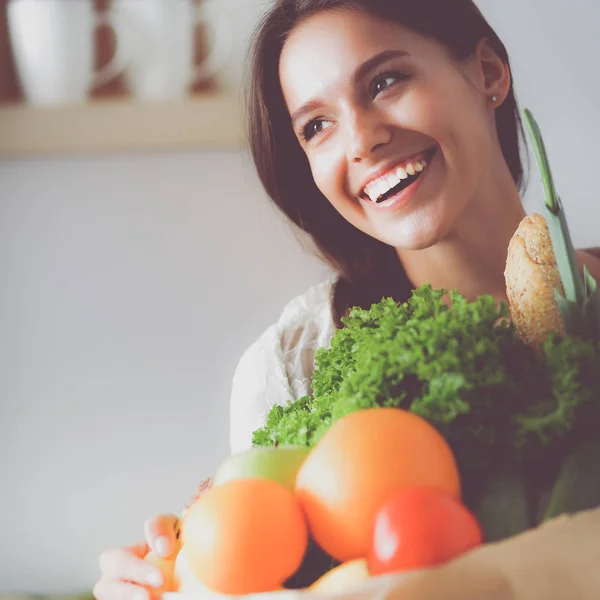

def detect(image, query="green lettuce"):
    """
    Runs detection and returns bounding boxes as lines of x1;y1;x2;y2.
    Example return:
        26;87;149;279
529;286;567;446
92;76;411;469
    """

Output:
252;285;600;480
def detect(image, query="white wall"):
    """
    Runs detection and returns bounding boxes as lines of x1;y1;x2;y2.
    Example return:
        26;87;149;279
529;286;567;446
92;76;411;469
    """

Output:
475;0;600;248
0;149;331;593
2;0;600;594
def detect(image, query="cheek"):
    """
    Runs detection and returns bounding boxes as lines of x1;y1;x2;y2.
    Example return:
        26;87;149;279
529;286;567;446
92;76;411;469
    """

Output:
310;148;354;214
309;150;377;236
309;146;342;199
396;82;490;191
389;88;441;136
440;94;492;178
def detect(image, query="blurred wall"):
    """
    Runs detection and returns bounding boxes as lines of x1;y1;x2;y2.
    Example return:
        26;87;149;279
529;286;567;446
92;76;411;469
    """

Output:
0;149;331;593
1;0;600;593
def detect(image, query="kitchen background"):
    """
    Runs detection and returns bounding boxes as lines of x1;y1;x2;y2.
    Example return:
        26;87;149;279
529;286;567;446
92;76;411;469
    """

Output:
1;0;599;594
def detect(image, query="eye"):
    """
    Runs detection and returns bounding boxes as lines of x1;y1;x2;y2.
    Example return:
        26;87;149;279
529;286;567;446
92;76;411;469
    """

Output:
370;72;410;99
301;118;333;142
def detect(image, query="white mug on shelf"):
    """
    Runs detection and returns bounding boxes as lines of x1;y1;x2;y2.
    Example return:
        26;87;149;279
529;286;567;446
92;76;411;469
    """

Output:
197;0;270;94
111;0;233;102
7;0;130;106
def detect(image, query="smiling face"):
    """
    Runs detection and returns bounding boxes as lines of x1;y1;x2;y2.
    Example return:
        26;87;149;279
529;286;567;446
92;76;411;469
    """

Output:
279;8;506;250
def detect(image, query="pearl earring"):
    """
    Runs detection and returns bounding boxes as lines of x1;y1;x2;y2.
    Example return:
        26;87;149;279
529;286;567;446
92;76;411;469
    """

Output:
492;96;498;102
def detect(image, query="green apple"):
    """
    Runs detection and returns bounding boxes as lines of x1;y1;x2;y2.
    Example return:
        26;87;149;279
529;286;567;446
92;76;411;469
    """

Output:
213;445;310;492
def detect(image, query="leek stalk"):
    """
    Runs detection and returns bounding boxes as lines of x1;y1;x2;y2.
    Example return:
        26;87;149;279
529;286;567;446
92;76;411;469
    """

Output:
523;108;600;340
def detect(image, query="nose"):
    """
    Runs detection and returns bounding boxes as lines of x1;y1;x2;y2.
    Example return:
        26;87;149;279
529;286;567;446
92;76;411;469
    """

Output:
344;107;392;163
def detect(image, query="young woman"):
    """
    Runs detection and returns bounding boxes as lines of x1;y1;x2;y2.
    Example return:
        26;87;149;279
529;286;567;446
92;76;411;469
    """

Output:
94;1;600;598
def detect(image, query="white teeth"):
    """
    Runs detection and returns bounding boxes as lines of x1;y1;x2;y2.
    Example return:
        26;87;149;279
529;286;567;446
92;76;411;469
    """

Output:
363;153;430;202
386;172;401;188
365;181;385;202
374;179;389;198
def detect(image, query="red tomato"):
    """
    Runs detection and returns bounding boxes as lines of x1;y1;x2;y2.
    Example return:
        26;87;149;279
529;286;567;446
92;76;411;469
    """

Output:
368;486;483;575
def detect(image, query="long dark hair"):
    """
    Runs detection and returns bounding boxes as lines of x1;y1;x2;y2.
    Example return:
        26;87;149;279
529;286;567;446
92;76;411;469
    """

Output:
246;0;528;327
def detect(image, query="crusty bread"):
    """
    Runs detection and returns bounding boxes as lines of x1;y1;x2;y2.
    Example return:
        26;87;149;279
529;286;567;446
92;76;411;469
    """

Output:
504;213;565;350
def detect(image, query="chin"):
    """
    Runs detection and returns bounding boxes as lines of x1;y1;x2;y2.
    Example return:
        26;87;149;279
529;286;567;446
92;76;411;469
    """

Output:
367;196;457;252
378;222;448;252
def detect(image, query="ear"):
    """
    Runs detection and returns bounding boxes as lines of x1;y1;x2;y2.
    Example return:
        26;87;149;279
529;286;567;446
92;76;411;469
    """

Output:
474;37;511;107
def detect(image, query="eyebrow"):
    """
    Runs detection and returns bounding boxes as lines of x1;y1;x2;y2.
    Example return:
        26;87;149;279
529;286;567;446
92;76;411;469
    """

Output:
289;49;411;129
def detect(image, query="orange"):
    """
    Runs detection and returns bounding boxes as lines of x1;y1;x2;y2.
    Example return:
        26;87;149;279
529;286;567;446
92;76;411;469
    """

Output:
181;478;308;595
295;408;461;562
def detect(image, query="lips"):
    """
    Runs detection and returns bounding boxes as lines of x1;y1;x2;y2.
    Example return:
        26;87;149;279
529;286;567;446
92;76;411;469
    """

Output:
359;145;438;211
359;146;438;204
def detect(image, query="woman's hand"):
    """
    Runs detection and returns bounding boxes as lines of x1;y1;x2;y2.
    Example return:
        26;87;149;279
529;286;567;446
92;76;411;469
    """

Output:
93;514;180;600
380;506;600;600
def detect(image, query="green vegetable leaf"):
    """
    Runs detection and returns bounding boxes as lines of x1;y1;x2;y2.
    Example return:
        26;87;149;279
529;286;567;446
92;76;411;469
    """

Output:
252;285;600;479
251;109;600;529
523;107;559;216
523;108;600;340
514;333;600;446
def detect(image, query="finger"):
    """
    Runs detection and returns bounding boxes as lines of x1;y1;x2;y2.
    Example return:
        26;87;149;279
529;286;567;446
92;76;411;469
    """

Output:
99;547;164;588
94;579;156;600
129;542;150;558
144;514;180;558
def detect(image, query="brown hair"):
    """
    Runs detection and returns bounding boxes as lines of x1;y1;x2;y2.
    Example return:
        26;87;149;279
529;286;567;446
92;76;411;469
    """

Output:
245;0;528;327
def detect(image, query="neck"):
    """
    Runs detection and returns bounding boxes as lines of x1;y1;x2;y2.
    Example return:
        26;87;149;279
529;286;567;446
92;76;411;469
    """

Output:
398;165;526;304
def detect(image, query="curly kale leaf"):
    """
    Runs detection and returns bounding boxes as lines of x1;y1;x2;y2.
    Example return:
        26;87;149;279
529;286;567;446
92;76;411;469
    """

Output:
251;395;315;447
252;284;600;478
254;287;514;454
514;333;600;447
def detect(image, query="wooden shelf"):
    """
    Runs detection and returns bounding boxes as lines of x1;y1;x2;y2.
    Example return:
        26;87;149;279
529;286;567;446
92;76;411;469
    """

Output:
0;94;246;159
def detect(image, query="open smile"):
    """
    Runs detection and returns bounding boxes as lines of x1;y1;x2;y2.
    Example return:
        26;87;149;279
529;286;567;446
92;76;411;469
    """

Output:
359;146;438;206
